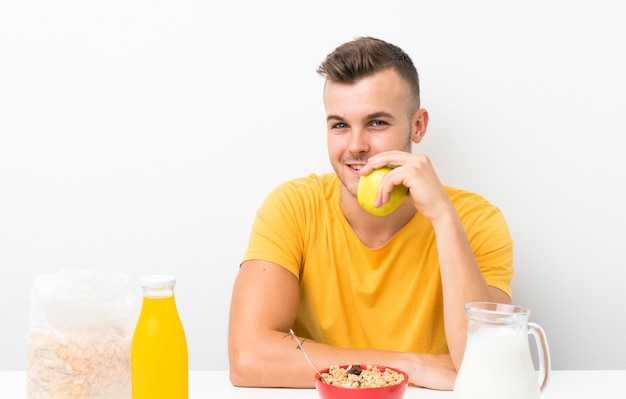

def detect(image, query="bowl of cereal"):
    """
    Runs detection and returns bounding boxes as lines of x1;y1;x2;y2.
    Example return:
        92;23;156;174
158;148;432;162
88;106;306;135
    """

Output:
315;364;408;399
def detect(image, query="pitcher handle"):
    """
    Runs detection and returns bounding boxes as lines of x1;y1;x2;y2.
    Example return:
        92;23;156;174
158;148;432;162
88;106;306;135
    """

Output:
527;322;551;392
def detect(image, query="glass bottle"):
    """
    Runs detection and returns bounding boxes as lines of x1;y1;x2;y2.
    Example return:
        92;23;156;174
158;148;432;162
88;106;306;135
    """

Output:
131;275;188;399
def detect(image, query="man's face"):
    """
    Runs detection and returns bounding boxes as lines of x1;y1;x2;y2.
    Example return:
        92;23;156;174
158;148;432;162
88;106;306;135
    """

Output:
324;68;414;198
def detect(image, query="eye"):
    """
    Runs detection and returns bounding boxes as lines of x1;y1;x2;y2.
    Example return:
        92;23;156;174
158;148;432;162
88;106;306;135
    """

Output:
371;120;387;128
333;122;348;129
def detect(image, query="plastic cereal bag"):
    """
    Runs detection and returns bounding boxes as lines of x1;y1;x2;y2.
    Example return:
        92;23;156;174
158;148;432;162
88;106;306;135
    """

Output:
27;269;140;399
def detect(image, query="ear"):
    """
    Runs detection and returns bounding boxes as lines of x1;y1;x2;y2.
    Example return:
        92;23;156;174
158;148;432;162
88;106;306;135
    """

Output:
411;108;429;144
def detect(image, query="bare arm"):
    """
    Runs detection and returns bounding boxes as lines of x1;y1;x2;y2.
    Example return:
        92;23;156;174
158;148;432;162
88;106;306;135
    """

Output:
431;208;512;369
228;260;456;389
361;151;512;370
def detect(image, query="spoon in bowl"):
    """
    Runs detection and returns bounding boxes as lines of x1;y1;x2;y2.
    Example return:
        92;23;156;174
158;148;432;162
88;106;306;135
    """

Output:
289;329;325;382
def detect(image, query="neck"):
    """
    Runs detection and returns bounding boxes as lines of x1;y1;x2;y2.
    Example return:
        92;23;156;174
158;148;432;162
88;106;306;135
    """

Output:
340;188;416;249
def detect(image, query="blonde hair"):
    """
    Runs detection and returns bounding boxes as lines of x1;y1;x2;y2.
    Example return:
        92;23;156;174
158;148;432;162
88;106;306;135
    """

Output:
317;37;421;115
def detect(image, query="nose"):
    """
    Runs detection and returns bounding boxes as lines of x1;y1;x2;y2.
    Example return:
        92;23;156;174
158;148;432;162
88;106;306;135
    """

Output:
347;128;370;155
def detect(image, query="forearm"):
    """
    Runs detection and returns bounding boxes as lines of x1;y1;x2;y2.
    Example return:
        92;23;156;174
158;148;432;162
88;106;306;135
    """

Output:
229;329;322;387
229;329;455;389
432;209;501;369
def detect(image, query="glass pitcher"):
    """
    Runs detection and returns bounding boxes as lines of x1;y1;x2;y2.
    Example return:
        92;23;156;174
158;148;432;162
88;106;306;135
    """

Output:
454;302;550;399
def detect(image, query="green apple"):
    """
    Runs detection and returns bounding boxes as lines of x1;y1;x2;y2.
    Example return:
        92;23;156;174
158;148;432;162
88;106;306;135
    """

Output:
357;167;408;216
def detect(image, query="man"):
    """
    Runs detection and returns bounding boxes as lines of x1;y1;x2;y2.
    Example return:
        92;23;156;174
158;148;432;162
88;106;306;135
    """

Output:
228;37;513;390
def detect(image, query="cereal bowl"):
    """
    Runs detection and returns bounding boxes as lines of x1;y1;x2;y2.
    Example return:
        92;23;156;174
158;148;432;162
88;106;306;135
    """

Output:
315;364;409;399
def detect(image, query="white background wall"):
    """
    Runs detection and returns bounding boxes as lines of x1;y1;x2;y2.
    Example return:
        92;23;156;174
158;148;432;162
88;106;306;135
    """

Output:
1;0;625;371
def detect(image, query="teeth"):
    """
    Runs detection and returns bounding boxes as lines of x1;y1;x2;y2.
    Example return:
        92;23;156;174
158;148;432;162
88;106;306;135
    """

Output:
352;165;363;171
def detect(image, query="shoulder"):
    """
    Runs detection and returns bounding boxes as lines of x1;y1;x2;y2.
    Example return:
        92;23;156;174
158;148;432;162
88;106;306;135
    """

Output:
268;173;338;200
444;186;507;223
444;186;510;238
444;186;492;207
255;173;339;221
283;173;338;190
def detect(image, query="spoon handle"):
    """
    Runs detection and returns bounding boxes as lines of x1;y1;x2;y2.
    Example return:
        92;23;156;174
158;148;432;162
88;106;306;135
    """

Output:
289;329;323;380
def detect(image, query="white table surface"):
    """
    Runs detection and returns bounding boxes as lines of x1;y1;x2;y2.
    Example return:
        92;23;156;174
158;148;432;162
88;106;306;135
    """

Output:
2;369;625;398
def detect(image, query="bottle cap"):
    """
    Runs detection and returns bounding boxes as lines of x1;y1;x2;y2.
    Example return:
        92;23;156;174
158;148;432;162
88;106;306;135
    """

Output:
140;274;177;288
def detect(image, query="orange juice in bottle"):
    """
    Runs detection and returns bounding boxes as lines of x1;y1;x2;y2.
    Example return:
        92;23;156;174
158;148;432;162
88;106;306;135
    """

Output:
131;275;188;399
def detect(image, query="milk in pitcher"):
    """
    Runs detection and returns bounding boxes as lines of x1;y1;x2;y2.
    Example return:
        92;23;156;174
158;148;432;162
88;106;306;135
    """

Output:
454;327;540;399
454;302;550;399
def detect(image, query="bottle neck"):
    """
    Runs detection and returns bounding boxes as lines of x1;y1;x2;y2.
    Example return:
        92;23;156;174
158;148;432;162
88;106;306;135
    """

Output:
142;286;175;298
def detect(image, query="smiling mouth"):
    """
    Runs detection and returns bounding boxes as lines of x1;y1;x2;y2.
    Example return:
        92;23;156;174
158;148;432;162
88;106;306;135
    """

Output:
346;162;367;172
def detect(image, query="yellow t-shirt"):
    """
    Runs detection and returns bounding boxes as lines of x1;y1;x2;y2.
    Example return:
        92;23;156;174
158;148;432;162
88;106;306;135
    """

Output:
242;173;514;354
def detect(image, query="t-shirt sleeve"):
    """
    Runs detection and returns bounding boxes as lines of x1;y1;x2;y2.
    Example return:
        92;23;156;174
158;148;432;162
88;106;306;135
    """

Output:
241;181;304;280
464;203;515;299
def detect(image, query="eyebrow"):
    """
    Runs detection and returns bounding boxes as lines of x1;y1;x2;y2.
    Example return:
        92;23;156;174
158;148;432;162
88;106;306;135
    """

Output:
326;111;396;123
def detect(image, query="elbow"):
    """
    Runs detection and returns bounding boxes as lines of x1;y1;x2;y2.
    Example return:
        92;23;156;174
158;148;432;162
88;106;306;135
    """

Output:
228;345;259;387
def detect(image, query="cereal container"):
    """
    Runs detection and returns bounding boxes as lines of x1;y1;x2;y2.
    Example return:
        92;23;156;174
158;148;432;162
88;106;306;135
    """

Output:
131;275;188;399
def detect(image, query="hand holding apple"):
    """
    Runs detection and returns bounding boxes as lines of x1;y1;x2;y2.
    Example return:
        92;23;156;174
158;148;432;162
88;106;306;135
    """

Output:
357;167;408;216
